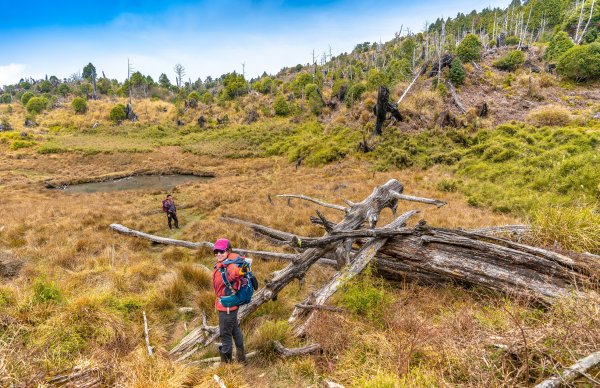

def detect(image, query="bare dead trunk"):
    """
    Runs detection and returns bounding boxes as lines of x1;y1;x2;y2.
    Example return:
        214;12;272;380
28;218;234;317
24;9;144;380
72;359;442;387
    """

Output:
109;180;598;362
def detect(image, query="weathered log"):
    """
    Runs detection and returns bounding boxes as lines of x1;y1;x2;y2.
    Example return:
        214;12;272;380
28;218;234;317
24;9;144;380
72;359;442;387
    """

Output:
273;341;321;357
220;216;303;245
46;367;103;387
534;350;600;388
276;194;347;212
469;224;530;237
168;179;407;359
290;210;419;336
110;180;596;362
294;304;346;313
109;224;297;261
109;224;208;249
447;81;466;113
378;225;594;303
191;351;259;364
143;311;153;357
213;375;227;388
397;62;428;105
192;342;319;364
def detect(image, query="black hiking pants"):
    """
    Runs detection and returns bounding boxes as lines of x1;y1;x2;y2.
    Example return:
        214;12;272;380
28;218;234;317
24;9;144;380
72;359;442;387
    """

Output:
218;309;244;360
167;212;178;229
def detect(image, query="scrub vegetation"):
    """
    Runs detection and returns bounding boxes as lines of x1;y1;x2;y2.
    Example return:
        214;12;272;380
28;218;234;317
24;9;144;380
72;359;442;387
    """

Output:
1;0;599;386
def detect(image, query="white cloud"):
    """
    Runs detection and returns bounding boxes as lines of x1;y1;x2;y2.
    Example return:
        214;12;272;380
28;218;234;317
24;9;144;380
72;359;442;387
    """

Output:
0;63;27;87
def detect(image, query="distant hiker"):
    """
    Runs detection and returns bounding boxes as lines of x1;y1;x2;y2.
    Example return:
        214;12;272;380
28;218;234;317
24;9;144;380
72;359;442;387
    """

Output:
212;238;246;364
162;194;178;229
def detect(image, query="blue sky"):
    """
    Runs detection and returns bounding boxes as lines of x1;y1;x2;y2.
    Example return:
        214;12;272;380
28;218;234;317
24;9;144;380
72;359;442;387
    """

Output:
0;0;511;86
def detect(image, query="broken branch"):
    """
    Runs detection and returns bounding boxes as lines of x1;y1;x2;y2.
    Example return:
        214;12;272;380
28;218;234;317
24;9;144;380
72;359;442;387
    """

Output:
275;194;347;212
534;350;600;388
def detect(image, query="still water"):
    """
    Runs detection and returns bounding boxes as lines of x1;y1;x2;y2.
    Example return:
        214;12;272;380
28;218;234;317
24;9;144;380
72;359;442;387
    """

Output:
59;174;209;193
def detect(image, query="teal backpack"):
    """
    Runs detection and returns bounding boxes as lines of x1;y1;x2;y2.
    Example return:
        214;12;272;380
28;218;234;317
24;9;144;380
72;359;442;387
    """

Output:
219;257;258;307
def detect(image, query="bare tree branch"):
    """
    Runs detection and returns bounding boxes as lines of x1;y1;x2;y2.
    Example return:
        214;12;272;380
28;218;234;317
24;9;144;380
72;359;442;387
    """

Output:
534;350;600;388
275;194;347;212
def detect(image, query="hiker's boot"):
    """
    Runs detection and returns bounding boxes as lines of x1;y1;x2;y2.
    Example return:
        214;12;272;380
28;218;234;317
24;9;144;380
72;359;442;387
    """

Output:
223;352;233;363
237;351;247;365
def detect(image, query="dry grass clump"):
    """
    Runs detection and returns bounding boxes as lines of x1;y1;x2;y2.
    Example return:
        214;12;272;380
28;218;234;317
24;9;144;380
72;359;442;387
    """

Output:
526;104;572;127
530;205;600;253
538;72;558;88
403;89;443;124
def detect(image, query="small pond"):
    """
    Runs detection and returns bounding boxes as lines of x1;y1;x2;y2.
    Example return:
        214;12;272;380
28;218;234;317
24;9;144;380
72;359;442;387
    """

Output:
58;174;210;193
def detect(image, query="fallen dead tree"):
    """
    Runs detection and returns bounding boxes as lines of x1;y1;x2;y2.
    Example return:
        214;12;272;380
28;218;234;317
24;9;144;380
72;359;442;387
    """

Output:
534;350;600;388
109;179;599;362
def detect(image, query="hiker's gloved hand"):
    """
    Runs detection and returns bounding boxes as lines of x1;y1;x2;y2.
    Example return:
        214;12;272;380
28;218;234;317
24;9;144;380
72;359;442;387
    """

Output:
239;264;249;275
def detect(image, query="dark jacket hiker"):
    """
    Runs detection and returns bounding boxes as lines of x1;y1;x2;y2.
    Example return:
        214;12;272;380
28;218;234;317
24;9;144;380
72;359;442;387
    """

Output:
162;194;178;229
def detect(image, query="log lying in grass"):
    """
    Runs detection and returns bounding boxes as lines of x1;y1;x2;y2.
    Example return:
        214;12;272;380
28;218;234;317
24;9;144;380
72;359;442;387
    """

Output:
534;350;600;388
110;179;598;361
191;342;320;364
167;179;408;359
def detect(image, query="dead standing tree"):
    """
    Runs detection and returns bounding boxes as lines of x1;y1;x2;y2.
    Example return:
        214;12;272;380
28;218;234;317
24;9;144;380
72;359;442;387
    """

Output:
110;180;599;361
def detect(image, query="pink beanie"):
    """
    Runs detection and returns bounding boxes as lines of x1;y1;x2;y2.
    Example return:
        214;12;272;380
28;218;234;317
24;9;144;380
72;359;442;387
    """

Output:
214;238;230;250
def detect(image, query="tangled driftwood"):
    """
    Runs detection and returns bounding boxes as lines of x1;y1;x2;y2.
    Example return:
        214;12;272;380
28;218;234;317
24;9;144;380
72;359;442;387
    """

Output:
109;179;599;362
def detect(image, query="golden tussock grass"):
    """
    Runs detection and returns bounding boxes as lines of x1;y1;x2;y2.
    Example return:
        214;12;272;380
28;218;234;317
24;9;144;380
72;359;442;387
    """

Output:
0;145;597;386
526;104;572;127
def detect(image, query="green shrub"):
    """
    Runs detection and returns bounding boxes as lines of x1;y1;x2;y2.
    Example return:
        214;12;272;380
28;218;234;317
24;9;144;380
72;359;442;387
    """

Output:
21;91;34;105
26;97;48;114
449;58;467;85
38;143;66;154
33;278;63;303
266;122;360;165
304;83;323;115
71;97;87;114
109;104;127;123
221;72;248;99
526;105;571;127
557;43;600;82
0;94;11;103
187;91;200;108
345;83;367;107
303;83;318;99
504;35;520;45
9;140;35;150
200;92;213;104
1;115;11;130
437;179;459;192
340;266;392;323
332;78;347;100
57;83;70;97
38;80;53;93
493;50;525;71
46;95;57;110
273;95;290;116
290;72;313;96
544;31;574;62
457;34;482;62
366;68;389;90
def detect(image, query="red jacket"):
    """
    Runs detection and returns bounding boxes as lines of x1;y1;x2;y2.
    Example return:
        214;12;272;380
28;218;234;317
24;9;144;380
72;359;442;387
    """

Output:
212;253;243;312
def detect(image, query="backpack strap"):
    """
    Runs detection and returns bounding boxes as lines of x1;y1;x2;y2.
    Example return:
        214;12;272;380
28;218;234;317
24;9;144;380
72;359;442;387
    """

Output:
219;266;235;294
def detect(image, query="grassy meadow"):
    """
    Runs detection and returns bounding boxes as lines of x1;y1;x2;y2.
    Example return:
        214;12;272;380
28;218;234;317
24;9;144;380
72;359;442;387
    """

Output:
1;116;599;386
1;65;600;386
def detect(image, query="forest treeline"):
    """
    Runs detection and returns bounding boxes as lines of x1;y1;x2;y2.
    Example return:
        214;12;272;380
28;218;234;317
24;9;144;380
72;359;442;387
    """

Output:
0;0;598;121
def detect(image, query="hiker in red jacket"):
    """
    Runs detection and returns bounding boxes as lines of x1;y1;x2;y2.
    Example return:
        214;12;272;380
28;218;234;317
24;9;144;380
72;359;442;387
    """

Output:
212;238;246;364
